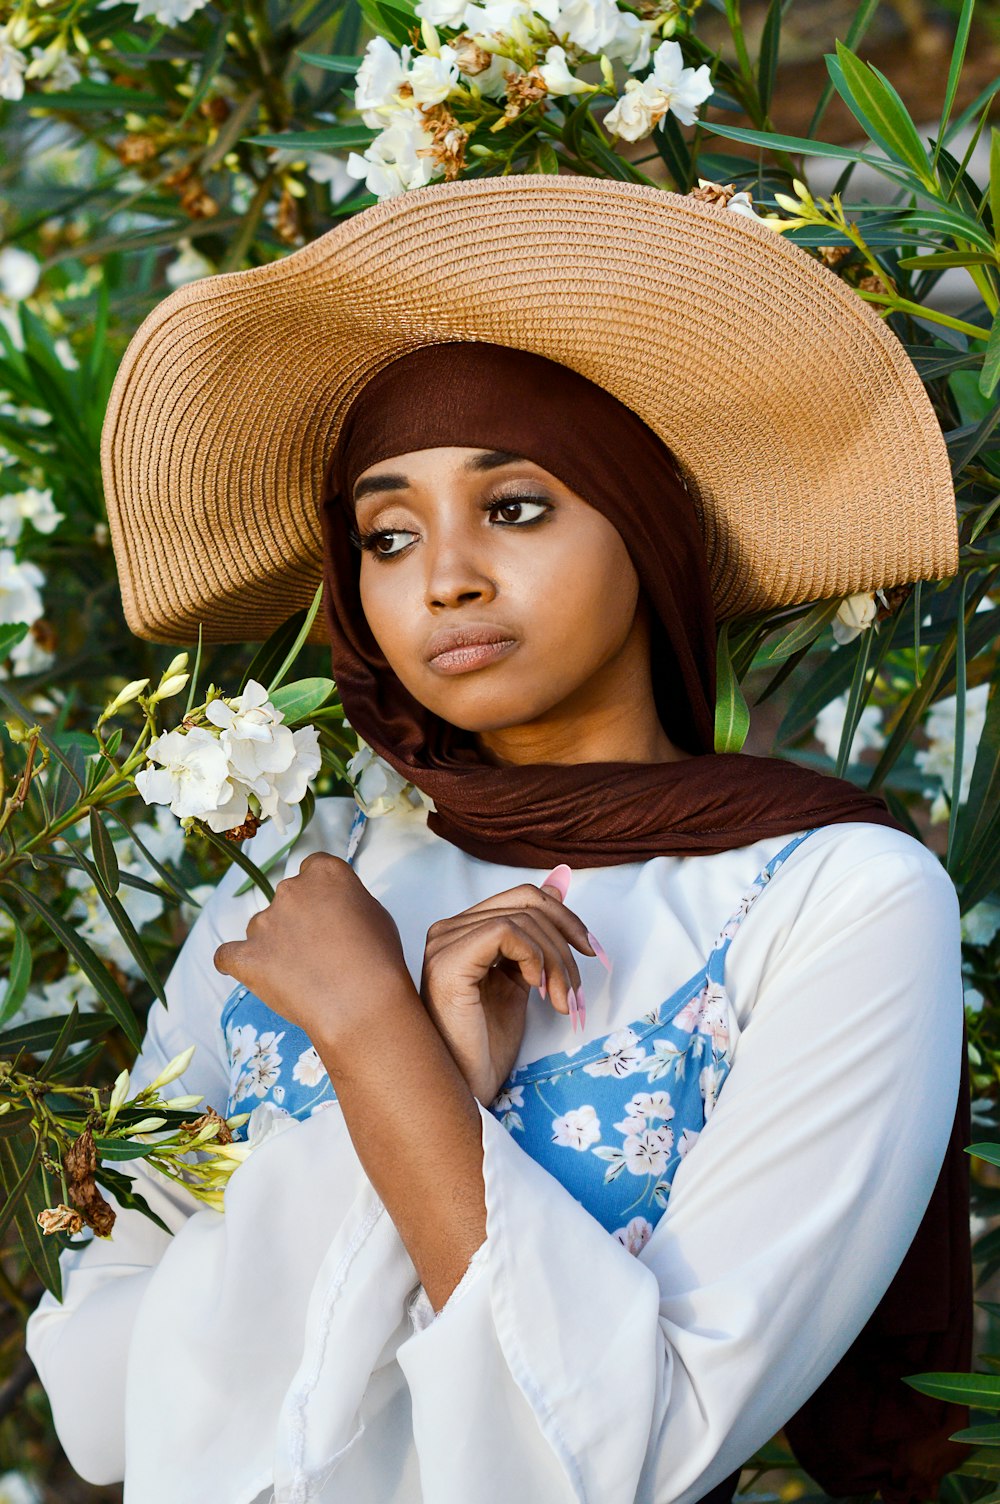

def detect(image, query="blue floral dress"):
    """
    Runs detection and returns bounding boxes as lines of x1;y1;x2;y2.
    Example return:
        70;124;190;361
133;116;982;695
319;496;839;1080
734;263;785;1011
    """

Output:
220;810;820;1255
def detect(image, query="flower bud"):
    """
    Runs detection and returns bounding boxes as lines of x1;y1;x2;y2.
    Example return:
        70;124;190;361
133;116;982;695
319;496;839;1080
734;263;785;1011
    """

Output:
145;1044;197;1094
599;53;615;88
163;652;189;679
149;673;190;703
420;16;441;54
100;677;149;721
128;1116;169;1135
105;1068;130;1130
162;1093;204;1110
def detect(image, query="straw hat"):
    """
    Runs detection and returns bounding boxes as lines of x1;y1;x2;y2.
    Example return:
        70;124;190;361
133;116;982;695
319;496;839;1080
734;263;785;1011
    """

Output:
100;173;958;645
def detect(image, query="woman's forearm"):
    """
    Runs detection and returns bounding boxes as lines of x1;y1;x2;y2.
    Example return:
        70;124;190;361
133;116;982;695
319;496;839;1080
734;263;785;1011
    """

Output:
313;982;488;1312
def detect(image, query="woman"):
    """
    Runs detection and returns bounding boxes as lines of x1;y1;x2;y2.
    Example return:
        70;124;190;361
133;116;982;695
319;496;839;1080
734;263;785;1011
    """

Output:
27;175;970;1504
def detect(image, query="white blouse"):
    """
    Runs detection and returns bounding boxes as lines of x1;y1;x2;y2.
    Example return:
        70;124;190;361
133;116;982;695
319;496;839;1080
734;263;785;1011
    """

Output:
25;794;964;1504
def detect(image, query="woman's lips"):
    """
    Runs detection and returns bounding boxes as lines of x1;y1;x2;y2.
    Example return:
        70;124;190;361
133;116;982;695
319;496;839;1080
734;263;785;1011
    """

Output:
428;639;519;675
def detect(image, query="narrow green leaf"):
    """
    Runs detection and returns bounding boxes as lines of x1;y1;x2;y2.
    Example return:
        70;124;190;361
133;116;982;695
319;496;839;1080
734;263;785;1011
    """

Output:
193;822;275;902
103;808;199;908
3;881;142;1052
951;1425;1000;1447
0;1131;63;1297
0;1010;110;1058
89;808;120;896
714;622;751;753
266;583;324;695
936;0;974;156
38;1003;80;1080
243;127;376;150
835;624;877;780
0;1128;42;1244
880;209;996;255
761;599;842;663
0;912;32;1028
269;678;337;725
648;110;692;191
952;679;1000;903
184;626;203;717
178;21;228;128
92;1161;171;1236
61;838;167;1010
905;1372;1000;1407
757;0;781;116
295;50;364;74
897;251;999;271
969;1142;1000;1168
240;605;312;695
830;42;934;188
704;120;921;189
0;623;29;663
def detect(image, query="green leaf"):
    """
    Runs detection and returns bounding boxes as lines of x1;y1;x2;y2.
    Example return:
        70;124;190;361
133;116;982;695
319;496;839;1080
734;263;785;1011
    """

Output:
92;1162;171;1237
243;126;376;151
991;127;1000;246
829;42;934;189
0;1131;62;1298
0;622;29;662
61;837;167;1011
193;822;275;902
937;0;975;153
714;622;751;753
240;601;314;695
270;678;337;725
0;1010;111;1059
897;251;999;271
835;623;877;780
0;912;32;1028
0;1127;43;1244
38;1003;80;1080
2;881;142;1052
178;21;229;128
89;808;120;896
103;808;199;908
905;1372;1000;1407
952;1425;1000;1448
946;575;968;872
953;678;1000;908
704;120;921;190
760;599;842;663
971;1141;1000;1167
756;0;781;116
880;208;996;256
266;583;324;694
93;1136;165;1161
25;81;159;112
295;50;364;74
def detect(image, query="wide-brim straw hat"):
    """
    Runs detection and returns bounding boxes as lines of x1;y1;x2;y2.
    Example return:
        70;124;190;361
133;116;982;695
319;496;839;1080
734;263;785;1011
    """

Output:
100;173;958;645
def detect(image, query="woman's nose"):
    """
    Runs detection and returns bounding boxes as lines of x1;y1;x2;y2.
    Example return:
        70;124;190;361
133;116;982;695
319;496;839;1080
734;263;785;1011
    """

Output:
423;538;498;610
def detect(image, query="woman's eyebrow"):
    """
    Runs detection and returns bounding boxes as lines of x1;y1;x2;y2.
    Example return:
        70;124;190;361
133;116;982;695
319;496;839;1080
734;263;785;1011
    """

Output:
352;450;525;504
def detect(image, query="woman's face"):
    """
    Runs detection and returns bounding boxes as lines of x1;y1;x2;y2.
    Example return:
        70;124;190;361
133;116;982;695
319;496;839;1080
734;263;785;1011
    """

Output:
351;446;651;741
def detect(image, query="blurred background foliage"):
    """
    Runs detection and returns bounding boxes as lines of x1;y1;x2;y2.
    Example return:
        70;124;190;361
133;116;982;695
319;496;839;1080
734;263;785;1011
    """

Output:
0;0;999;1498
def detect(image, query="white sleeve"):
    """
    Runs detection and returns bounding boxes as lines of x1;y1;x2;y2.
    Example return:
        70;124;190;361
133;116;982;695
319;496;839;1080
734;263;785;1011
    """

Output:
24;805;421;1501
393;835;965;1504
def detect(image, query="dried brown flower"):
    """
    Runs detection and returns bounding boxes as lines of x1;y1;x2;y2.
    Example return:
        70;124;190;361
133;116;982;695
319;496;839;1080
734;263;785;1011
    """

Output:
417;103;469;180
180;1107;234;1145
688;179;737;206
452;34;494;74
503;67;547;119
36;1203;84;1236
857;271;894;296
116;134;160;167
275;186;301;245
63;1127;116;1238
179;178;219;219
224;813;262;843
817;245;852;268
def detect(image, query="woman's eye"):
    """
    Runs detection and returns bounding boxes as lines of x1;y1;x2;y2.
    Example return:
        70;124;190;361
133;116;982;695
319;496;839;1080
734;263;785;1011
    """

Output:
369;530;413;558
489;497;549;525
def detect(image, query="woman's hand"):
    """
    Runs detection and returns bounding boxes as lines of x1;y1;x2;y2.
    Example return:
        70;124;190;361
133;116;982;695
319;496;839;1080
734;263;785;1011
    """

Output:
213;852;416;1070
419;866;605;1105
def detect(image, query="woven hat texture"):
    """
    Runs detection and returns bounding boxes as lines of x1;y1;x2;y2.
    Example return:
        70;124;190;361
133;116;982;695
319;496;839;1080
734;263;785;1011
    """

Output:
99;173;959;645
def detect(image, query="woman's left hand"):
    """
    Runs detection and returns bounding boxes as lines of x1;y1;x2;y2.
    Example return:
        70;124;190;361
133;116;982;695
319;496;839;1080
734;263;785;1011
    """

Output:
213;852;415;1068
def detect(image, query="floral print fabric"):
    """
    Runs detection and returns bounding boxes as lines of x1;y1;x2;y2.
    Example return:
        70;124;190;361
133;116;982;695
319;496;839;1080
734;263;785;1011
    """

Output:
221;819;820;1257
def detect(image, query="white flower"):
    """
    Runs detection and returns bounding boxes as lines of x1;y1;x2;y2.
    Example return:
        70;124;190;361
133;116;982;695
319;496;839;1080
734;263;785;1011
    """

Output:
603;38;713;141
0;628;54;681
292;1044;327;1087
354;36;414;125
0;550;44;625
832;591;879;646
700;1062;725;1118
914;681;990;815
815;693;885;761
132;802;187;869
0;246;40;301
551;1103;601;1149
536;44;591;94
165;239;217;288
416;0;470;26
135;726;233;821
0;485;64;545
132;0;211;24
622;1125;673;1175
235;1029;286;1100
613;1112;647;1136
491;1083;524;1112
408;45;461;104
0;27;28;103
346;737;436;817
674;980;731;1053
603;12;658;73
582;1025;647;1077
256;724;322;834
244;1099;296;1150
27;43;82;90
677;1125;700;1157
550;0;620;54
613;1214;654;1255
346;113;441;200
0;1469;43;1504
961;900;1000;949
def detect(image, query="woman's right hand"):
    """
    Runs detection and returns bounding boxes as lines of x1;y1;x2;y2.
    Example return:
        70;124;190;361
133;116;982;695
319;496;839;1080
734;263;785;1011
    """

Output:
418;866;607;1105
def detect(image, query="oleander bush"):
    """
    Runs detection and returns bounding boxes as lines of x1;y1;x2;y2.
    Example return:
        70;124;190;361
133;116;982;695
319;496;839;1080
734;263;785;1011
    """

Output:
0;0;999;1497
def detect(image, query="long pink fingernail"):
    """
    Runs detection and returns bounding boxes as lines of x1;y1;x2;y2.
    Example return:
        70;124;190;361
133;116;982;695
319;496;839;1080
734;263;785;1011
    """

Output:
586;931;612;974
567;986;578;1033
541;864;572;901
576;980;586;1032
539;967;547;1000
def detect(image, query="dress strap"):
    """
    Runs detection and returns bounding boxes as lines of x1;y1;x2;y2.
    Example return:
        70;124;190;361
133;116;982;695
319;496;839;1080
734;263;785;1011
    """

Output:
345;803;368;867
705;825;822;979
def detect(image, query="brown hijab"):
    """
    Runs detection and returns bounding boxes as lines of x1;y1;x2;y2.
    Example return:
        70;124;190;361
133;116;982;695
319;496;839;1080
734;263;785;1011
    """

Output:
319;340;971;1502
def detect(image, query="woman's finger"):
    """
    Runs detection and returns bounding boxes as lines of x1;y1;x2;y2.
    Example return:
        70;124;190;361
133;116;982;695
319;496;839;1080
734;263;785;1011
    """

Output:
431;915;546;998
429;882;595;961
427;909;581;1017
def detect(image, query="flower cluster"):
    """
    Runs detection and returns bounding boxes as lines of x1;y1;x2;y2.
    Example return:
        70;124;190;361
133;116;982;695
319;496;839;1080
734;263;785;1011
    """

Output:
346;735;437;817
135;679;322;839
344;0;713;201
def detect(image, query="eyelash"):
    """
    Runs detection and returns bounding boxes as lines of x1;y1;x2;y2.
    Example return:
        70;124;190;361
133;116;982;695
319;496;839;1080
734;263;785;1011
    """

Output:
349;495;552;562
